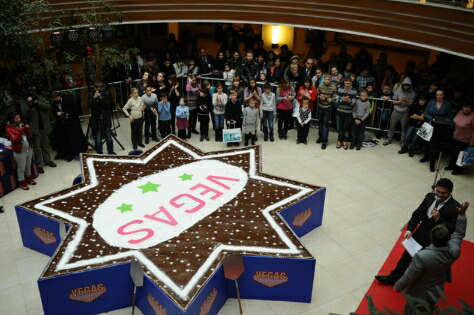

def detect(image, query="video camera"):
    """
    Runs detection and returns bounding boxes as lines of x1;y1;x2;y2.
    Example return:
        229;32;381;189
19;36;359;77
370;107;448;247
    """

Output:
26;87;38;102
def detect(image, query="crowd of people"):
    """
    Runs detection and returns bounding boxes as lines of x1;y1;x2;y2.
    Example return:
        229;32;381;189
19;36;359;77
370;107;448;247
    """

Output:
3;81;86;190
116;34;473;175
2;29;474;191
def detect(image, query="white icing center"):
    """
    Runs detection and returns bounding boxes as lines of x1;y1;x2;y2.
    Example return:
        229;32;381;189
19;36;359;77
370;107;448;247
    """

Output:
93;160;248;249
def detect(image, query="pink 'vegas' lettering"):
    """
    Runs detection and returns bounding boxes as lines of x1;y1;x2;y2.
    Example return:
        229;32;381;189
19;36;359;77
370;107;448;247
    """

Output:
206;175;240;190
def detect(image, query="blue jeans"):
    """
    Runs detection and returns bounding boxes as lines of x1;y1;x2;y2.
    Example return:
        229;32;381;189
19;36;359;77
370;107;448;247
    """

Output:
318;107;331;143
95;125;114;154
403;126;419;149
144;110;157;138
262;110;274;136
374;107;390;136
336;112;352;142
351;120;366;146
214;113;225;130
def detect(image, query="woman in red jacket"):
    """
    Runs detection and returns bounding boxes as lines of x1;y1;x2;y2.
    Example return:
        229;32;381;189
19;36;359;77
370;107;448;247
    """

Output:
297;77;317;111
5;113;36;190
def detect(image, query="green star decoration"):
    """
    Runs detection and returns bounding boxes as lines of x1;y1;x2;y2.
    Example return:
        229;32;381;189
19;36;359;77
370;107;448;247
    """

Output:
138;182;161;194
178;173;193;181
116;203;133;213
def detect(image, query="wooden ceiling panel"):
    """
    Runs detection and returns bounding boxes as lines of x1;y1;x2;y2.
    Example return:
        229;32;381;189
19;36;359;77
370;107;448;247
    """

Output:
46;0;474;58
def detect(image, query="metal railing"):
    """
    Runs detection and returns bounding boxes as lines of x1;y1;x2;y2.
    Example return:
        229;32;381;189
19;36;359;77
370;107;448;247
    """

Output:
57;79;140;119
54;74;400;136
198;76;397;134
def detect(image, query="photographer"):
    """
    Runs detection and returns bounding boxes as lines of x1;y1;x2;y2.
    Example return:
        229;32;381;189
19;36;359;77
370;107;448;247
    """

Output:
52;91;86;162
88;82;116;155
20;86;56;174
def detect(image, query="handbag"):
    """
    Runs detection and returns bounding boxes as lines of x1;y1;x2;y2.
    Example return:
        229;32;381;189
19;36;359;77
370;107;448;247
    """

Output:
461;147;474;166
416;122;434;141
223;125;242;143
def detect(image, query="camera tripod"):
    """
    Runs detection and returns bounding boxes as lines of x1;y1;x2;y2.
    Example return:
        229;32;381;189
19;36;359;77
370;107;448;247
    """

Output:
85;108;124;152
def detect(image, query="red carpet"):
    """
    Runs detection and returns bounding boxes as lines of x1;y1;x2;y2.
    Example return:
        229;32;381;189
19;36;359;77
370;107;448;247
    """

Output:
356;230;474;314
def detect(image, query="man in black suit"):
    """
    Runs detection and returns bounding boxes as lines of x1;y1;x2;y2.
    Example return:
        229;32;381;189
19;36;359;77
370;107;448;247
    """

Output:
299;58;316;82
197;48;215;78
375;178;459;285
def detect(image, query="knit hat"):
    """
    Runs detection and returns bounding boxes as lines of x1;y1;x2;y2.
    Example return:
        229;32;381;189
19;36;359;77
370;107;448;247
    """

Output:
290;55;300;62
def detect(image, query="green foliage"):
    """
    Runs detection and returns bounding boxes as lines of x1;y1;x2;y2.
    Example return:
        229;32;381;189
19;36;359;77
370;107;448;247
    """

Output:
0;0;41;73
329;288;473;315
0;0;132;91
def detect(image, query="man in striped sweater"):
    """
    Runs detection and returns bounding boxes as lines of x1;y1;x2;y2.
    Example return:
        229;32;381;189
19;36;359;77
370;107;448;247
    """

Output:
317;74;337;150
335;77;358;149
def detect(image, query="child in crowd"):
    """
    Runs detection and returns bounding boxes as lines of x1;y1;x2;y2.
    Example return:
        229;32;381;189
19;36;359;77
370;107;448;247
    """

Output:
330;66;343;87
398;94;427;157
365;82;378;115
335;77;358;149
158;92;171;138
297;77;317;112
6;112;36;190
225;90;242;147
427;81;438;101
244;77;262;140
259;72;268;84
231;76;244;104
356;67;375;91
223;63;234;93
175;98;189;141
260;83;276;142
197;89;213;141
244;77;262;107
212;83;228;142
168;75;182;135
186;74;201;138
243;99;259;146
350;72;359;91
122;88;146;150
317;73;337;149
351;89;370;150
296;99;312;145
142;85;159;143
375;83;394;139
311;67;323;88
276;76;295;140
202;80;216;130
203;80;216;95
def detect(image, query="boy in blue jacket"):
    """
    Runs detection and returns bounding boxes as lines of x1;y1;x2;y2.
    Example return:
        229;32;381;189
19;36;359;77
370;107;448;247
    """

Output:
158;92;171;138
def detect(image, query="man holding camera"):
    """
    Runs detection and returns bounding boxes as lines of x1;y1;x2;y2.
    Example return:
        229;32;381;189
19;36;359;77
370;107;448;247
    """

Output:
20;87;56;174
88;82;116;155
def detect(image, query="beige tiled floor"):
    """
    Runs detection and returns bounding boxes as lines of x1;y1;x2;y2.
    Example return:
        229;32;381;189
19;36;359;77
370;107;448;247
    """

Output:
1;116;473;315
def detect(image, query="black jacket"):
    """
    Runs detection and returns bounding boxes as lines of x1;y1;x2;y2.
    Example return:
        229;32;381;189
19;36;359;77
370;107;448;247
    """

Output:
225;100;242;122
53;94;86;158
240;59;259;84
197;95;213;116
197;54;216;76
271;67;284;84
408;193;459;247
299;67;316;82
88;91;114;128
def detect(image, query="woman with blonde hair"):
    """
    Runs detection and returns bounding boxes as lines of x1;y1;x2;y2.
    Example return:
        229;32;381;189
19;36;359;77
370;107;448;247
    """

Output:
122;87;146;150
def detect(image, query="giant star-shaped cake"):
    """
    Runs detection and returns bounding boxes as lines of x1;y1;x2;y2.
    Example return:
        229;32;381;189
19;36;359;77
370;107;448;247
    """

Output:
19;136;321;309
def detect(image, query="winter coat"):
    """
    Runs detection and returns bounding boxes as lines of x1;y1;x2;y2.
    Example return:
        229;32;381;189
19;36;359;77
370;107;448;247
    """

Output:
6;122;33;153
20;95;52;136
